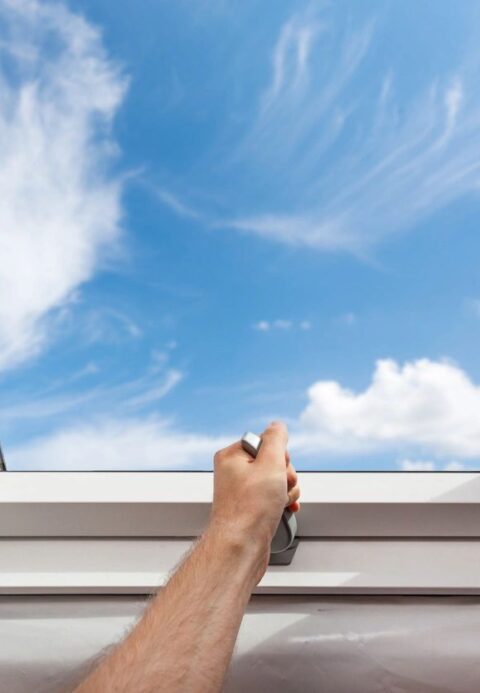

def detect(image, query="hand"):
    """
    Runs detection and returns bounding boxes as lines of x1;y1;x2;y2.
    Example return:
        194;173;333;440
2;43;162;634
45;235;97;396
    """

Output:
208;422;300;581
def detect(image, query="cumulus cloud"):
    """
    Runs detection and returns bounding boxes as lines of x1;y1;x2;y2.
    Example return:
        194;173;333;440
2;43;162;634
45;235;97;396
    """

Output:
295;358;480;459
9;355;480;470
7;418;227;470
0;0;126;370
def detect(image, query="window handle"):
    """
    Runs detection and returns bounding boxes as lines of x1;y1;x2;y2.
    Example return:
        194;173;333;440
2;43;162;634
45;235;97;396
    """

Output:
241;432;298;564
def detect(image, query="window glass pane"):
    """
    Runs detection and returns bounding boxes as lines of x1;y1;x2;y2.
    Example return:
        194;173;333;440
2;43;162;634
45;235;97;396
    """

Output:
2;0;479;472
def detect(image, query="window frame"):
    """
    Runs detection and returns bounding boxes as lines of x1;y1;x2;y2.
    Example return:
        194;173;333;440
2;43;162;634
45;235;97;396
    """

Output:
2;471;480;595
2;471;480;538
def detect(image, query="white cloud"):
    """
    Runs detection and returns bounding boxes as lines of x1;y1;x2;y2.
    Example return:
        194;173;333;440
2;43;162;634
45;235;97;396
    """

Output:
155;187;201;220
253;319;311;332
123;369;183;408
149;342;178;371
444;78;463;137
228;11;480;251
295;358;480;458
273;319;292;330
7;418;227;470
229;8;480;251
81;308;143;345
261;11;320;112
69;361;100;381
226;214;353;251
10;355;480;471
0;0;127;370
444;461;466;471
399;459;467;471
400;459;435;471
161;7;480;253
335;312;357;327
0;367;183;429
253;320;271;332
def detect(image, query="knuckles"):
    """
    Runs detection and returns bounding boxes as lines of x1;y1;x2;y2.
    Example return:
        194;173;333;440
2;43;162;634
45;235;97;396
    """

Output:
213;449;226;465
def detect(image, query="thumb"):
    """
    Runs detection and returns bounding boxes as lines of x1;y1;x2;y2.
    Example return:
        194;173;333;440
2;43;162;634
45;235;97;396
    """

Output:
256;421;289;469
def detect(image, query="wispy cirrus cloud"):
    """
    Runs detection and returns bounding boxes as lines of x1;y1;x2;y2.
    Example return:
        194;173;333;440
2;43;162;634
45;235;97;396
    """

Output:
154;187;201;221
0;365;183;434
0;0;127;370
80;307;144;345
258;10;321;117
236;9;372;173
15;356;480;471
157;5;480;253
227;11;480;250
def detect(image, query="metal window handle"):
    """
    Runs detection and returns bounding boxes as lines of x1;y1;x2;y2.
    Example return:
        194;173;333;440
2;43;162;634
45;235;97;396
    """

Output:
241;432;297;554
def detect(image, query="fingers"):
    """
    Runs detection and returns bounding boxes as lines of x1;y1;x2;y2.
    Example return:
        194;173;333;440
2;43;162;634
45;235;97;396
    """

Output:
256;421;288;469
286;482;301;507
214;440;250;465
214;426;301;514
286;452;300;510
287;460;297;490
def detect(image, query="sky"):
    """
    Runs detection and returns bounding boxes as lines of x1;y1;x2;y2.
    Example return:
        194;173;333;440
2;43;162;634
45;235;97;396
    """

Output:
2;0;480;471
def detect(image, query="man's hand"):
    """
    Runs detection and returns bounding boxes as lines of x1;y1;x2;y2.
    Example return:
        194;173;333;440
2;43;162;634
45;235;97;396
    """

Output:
209;421;300;583
75;421;300;693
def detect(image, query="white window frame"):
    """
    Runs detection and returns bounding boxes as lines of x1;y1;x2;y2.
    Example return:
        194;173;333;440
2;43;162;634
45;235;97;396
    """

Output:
2;471;480;595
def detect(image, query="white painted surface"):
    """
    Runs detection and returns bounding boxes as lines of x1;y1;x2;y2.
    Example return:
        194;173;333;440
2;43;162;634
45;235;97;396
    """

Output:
1;595;480;692
2;538;480;594
3;471;480;537
3;471;480;503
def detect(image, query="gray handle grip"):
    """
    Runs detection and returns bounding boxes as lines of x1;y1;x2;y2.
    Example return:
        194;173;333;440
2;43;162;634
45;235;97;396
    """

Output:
241;432;297;554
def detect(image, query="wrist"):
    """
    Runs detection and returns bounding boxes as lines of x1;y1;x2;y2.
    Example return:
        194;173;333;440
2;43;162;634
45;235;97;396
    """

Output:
202;519;270;588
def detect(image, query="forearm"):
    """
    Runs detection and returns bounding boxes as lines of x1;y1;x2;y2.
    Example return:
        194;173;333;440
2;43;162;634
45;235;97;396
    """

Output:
76;527;264;693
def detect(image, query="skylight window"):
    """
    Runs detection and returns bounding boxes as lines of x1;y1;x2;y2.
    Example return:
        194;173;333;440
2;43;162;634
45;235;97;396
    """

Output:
2;0;480;472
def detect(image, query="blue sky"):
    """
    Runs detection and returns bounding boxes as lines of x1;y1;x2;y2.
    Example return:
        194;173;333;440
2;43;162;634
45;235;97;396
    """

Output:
2;0;480;470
